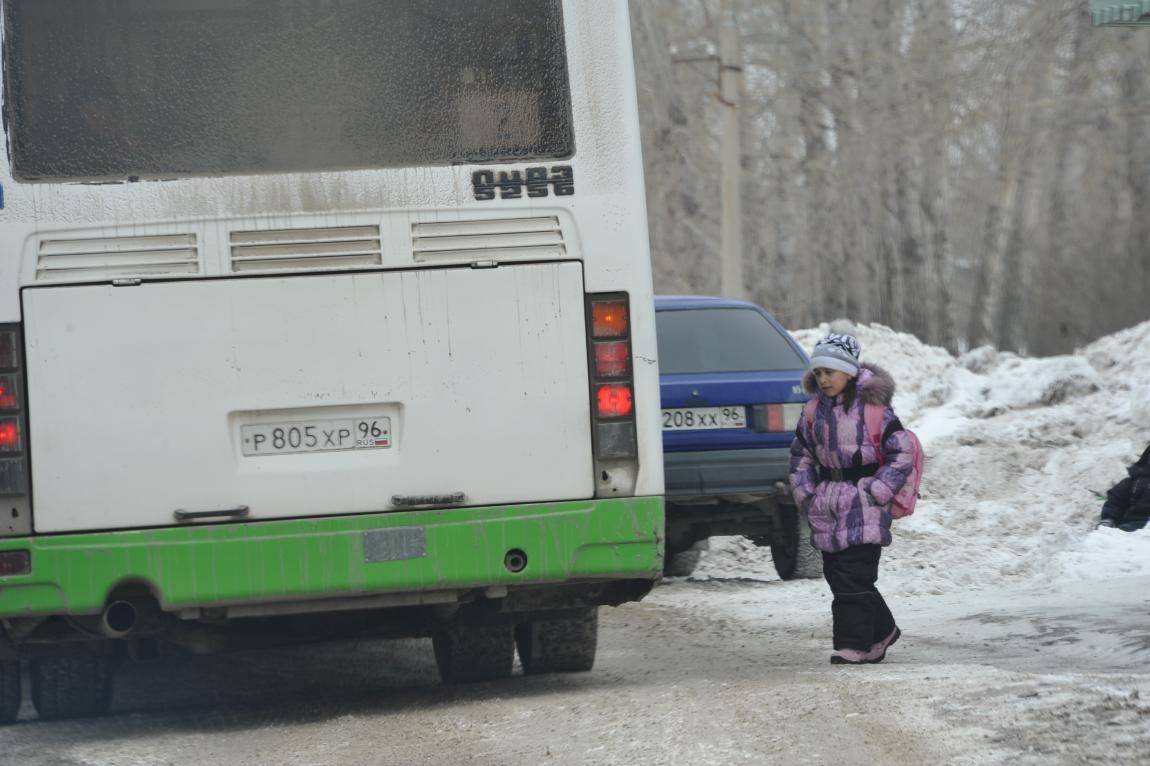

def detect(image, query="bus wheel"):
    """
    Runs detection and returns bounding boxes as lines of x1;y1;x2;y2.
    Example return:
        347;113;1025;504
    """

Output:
432;625;514;684
30;656;114;721
0;660;20;724
515;608;598;674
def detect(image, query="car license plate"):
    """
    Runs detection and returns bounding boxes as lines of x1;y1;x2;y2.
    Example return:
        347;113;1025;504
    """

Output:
241;416;392;456
661;406;747;431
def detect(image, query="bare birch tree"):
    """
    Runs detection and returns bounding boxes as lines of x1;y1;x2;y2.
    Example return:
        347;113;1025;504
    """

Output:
631;0;1150;355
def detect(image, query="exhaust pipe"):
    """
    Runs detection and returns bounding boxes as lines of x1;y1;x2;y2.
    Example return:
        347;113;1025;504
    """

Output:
100;600;139;638
89;598;219;650
504;549;528;574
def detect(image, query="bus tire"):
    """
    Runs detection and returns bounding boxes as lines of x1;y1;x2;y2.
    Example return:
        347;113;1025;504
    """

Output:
0;660;20;724
29;657;114;721
771;505;823;580
432;625;514;684
515;608;598;674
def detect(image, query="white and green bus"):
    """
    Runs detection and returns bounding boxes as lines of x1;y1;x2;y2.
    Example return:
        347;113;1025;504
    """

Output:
0;0;663;720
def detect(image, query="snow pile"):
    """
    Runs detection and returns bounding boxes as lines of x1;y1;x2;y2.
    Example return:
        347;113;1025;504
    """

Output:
1056;526;1150;580
682;537;774;580
1082;319;1150;431
692;319;1150;594
790;321;960;428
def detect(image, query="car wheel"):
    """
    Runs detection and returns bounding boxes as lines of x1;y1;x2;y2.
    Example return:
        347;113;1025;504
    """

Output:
771;505;823;580
0;660;20;724
29;656;114;721
663;538;708;577
515;608;598;674
432;624;514;684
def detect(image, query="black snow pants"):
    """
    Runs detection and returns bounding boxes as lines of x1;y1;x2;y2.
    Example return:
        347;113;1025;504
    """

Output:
821;543;896;652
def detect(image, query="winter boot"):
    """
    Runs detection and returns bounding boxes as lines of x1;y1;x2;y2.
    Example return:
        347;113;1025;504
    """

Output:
865;627;901;664
829;648;869;665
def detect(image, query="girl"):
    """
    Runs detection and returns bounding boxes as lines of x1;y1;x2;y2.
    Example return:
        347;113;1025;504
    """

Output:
789;333;916;665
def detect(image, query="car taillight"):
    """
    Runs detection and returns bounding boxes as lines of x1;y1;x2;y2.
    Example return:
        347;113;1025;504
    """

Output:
767;405;785;432
784;403;803;431
587;294;637;460
0;325;31;536
752;402;804;433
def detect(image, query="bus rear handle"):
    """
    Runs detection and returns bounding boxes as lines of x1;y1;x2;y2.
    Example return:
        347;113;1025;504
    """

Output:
173;505;251;522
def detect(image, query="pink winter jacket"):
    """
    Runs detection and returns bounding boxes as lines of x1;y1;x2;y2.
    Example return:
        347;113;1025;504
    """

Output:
788;364;916;553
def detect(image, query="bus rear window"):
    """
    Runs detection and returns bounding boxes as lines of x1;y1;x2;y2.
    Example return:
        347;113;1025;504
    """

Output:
656;308;807;374
3;0;574;181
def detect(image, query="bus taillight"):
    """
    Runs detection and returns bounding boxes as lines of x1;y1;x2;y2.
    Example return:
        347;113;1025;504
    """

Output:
591;300;629;338
587;295;637;460
0;376;18;411
596;384;634;419
0;331;17;369
0;421;19;452
593;341;630;378
0;325;30;509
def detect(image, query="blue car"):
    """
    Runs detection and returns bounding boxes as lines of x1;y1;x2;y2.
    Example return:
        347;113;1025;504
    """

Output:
655;295;820;579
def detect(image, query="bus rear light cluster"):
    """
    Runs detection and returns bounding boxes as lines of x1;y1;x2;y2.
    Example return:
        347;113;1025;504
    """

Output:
0;326;29;499
587;295;637;459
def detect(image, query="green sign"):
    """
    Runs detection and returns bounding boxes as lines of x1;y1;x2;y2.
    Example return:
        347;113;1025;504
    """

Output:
1091;1;1150;25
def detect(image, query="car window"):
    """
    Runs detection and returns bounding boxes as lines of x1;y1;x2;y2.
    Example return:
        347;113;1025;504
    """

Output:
656;307;806;374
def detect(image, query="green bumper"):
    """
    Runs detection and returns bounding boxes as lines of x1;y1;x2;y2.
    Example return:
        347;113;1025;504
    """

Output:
0;496;664;618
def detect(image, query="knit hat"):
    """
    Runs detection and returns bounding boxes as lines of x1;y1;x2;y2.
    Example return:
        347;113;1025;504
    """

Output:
809;333;861;377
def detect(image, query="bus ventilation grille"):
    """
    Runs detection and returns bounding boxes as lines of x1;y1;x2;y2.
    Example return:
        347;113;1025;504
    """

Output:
230;226;382;272
411;217;566;263
36;234;200;281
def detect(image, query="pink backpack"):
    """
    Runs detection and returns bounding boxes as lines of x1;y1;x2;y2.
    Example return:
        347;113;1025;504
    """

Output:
802;400;924;518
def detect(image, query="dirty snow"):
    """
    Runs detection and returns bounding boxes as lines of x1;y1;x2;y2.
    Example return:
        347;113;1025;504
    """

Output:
693;318;1150;591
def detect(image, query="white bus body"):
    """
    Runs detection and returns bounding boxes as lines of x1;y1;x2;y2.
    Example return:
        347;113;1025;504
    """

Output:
0;0;663;536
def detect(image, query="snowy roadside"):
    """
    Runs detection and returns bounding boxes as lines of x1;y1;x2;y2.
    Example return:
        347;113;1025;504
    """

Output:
665;319;1150;764
648;572;1150;765
692;318;1150;593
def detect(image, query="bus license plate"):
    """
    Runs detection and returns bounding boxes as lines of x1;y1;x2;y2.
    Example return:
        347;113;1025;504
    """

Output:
661;407;746;431
241;417;392;456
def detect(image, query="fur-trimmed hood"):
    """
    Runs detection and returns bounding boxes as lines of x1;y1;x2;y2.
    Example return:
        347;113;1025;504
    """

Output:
802;362;896;407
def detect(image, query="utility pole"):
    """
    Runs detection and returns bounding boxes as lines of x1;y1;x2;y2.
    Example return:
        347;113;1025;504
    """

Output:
718;0;745;300
670;2;745;299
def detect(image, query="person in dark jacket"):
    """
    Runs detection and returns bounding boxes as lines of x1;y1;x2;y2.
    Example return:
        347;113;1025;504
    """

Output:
1098;443;1150;532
